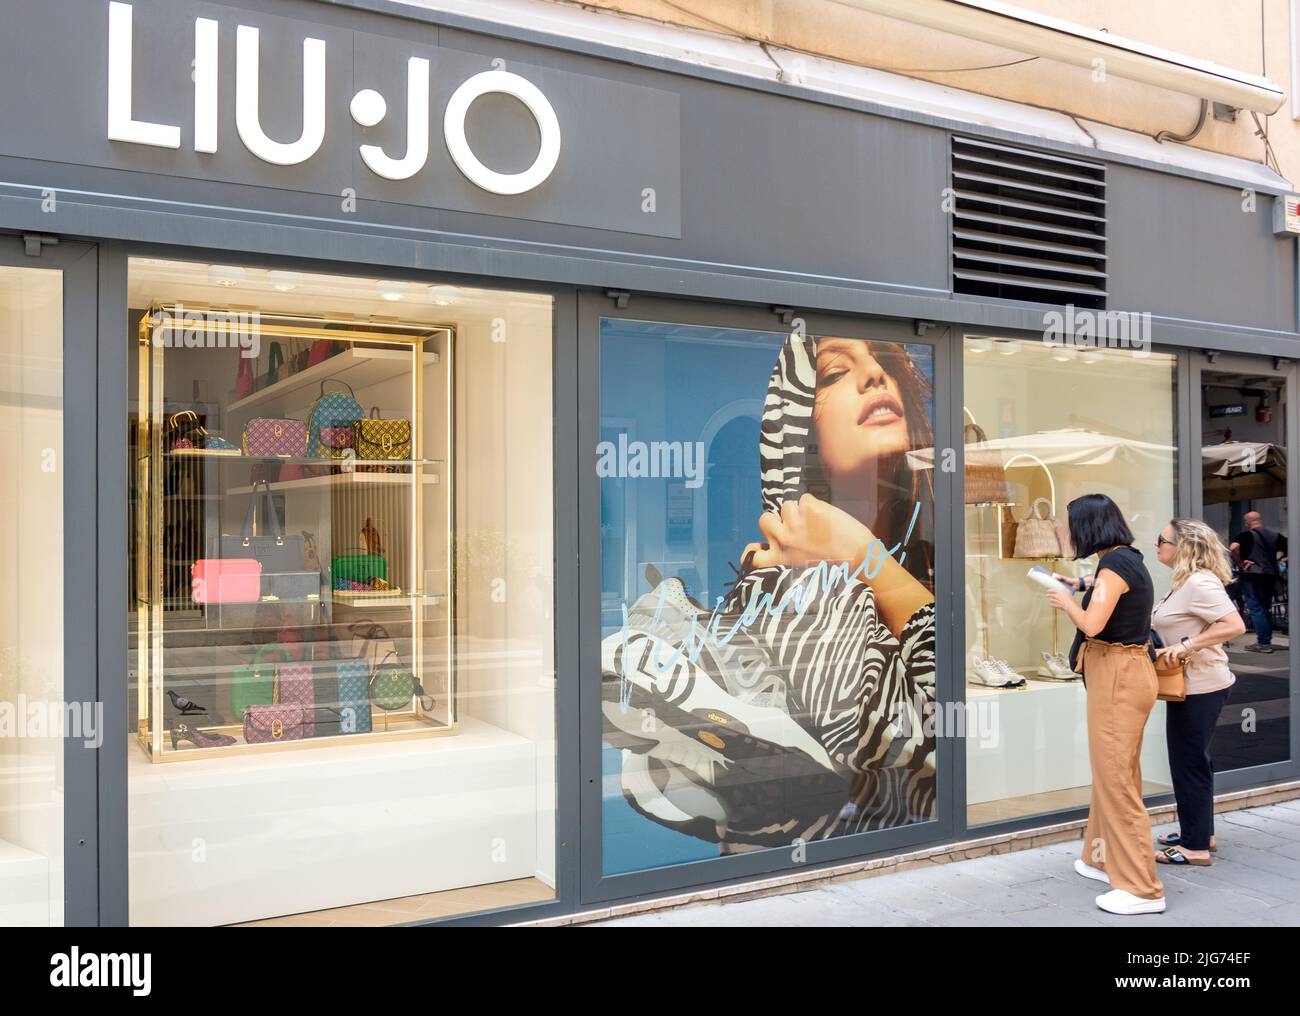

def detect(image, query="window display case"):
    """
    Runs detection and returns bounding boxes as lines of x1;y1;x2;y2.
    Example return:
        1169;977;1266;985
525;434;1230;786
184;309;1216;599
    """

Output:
133;305;455;761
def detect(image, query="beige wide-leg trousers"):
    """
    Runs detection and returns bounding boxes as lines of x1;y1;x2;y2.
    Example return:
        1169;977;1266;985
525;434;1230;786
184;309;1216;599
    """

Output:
1077;638;1164;900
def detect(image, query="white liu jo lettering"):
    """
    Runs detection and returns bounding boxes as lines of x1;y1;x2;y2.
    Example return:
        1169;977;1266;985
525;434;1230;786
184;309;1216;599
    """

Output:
105;1;561;191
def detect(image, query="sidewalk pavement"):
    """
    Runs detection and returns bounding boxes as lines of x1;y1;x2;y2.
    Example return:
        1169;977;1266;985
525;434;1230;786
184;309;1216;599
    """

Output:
598;800;1300;926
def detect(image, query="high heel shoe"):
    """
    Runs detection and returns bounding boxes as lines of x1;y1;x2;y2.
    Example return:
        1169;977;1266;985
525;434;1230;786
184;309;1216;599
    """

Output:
170;722;237;750
167;690;209;716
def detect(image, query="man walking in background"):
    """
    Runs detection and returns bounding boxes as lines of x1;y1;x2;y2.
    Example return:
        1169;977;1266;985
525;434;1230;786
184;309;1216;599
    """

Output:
1231;511;1288;653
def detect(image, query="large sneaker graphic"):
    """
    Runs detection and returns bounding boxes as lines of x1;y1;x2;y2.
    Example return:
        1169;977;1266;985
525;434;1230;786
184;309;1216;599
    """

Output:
602;577;848;848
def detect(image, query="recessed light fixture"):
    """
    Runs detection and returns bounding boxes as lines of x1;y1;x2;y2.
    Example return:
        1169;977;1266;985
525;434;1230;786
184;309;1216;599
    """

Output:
995;340;1020;355
267;270;300;292
1080;349;1105;364
967;337;993;353
428;285;459;307
377;280;409;302
1051;346;1078;362
208;265;246;288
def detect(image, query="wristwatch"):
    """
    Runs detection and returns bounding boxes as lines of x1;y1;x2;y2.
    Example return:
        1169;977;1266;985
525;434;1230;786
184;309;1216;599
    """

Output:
1179;635;1192;659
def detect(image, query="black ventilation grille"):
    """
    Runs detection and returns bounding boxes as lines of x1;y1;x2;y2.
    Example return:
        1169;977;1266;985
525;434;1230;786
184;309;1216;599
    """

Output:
950;135;1107;309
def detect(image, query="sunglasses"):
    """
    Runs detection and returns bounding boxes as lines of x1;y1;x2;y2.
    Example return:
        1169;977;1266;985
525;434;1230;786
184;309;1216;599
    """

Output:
1156;534;1176;547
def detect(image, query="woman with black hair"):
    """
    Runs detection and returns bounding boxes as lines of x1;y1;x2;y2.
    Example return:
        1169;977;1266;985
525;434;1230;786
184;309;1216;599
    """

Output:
1045;493;1166;916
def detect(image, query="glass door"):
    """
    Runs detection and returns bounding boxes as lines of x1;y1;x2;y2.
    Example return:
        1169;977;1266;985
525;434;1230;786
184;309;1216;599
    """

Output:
1192;352;1294;775
0;236;98;926
580;293;954;903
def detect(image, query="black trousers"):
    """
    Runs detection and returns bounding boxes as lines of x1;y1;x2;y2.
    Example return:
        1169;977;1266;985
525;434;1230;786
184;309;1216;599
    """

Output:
1165;687;1231;850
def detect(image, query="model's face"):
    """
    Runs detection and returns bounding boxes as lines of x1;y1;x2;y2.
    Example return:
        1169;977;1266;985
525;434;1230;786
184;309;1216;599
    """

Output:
1156;524;1177;567
811;339;911;486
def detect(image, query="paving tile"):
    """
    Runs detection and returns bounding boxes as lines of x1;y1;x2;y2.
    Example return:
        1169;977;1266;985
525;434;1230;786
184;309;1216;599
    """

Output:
591;797;1300;927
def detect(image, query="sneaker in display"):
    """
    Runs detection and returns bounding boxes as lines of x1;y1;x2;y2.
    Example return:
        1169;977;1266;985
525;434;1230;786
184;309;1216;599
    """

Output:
1037;651;1079;681
968;656;1023;688
1095;889;1166;915
992;658;1027;688
1074;858;1110;884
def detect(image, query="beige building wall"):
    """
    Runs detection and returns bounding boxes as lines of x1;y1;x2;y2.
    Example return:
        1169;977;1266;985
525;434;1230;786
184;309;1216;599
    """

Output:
561;0;1300;183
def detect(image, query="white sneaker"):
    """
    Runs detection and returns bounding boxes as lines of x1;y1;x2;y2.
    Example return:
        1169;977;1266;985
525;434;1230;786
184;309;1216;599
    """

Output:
1037;651;1079;681
1074;858;1110;884
969;656;1021;688
1096;889;1166;915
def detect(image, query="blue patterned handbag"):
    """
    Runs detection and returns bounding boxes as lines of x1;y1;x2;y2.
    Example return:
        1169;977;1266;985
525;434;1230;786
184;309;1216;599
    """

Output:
307;380;364;458
336;657;373;734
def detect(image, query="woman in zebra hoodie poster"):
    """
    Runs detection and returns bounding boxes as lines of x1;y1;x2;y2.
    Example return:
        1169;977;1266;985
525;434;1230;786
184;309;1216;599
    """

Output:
602;331;937;854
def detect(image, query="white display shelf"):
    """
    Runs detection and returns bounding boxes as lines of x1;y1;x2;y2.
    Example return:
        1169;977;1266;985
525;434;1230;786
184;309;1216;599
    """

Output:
227;469;441;495
227;346;439;415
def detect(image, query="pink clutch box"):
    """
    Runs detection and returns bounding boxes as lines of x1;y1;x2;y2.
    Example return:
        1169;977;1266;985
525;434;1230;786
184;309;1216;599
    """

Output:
243;703;311;743
191;558;262;604
242;418;307;457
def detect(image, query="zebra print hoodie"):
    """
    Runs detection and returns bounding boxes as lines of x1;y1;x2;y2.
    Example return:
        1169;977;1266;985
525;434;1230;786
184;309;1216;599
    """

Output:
602;332;937;854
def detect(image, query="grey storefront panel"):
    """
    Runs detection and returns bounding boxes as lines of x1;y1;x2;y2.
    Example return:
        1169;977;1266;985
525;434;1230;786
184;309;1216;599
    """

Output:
1107;164;1297;334
0;0;1296;926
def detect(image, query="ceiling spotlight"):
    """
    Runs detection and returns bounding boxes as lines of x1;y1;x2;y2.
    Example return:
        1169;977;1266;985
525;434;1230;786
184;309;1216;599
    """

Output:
1080;349;1105;364
427;285;460;307
995;340;1020;355
967;337;993;353
378;280;410;302
1051;346;1078;362
267;270;300;292
208;265;246;288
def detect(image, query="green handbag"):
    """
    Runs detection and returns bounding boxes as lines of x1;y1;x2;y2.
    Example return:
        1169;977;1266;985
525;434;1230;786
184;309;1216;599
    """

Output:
331;546;387;584
369;651;435;712
231;643;290;719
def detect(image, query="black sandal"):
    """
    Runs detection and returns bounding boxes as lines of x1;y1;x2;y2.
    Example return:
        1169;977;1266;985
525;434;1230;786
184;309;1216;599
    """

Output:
1157;832;1217;851
1156;846;1212;866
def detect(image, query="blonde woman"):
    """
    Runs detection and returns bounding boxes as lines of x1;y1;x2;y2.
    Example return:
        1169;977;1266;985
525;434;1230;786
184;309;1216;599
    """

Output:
1151;518;1248;867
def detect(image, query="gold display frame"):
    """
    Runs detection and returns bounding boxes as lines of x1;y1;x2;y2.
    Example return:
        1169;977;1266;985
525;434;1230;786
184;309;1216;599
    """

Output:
134;304;457;761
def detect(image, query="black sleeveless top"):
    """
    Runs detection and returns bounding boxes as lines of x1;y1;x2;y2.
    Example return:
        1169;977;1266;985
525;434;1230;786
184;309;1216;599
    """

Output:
1068;545;1155;664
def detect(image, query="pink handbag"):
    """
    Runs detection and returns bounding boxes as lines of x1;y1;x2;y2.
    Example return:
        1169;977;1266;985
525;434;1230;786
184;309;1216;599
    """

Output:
277;663;316;736
191;558;262;604
242;418;307;457
243;703;311;744
241;660;315;742
307;339;338;367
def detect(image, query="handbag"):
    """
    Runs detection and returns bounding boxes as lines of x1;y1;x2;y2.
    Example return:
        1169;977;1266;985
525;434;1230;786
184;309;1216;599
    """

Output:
332;547;388;584
217;480;308;576
191;557;261;604
1013;497;1064;558
1152;651;1187;703
963;421;1009;504
243;703;311;744
306;381;364;457
334;657;373;734
231;642;288;718
306;338;339;367
369;650;434;712
243;418;307;458
355;407;412;461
